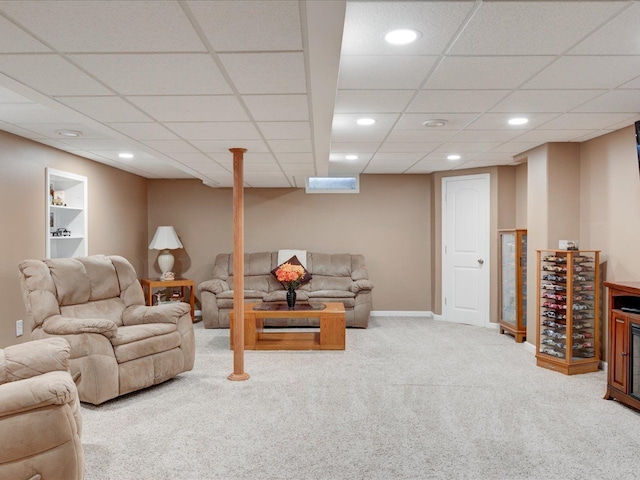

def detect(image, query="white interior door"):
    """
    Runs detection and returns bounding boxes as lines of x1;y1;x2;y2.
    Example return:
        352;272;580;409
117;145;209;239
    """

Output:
442;174;490;327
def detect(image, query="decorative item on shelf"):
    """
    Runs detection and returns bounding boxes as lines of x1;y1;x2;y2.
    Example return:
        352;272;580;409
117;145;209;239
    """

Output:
153;291;164;306
559;240;579;250
170;289;183;302
52;228;71;237
52;190;66;206
162;271;175;281
273;261;307;309
148;226;183;280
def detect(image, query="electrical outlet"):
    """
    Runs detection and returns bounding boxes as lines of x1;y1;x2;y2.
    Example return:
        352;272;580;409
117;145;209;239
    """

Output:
16;319;23;337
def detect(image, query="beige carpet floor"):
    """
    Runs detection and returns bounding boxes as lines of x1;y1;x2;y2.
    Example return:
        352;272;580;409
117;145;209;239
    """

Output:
81;317;640;480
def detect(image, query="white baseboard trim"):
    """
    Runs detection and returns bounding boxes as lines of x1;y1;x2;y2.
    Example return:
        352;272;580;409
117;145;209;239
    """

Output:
370;311;434;318
524;341;536;354
485;322;499;330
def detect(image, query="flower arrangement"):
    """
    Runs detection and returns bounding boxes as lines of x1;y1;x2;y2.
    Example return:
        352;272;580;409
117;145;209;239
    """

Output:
274;262;306;290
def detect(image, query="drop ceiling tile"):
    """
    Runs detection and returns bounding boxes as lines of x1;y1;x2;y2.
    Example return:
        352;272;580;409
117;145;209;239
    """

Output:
71;54;231;95
372;152;425;162
0;123;46;138
0;102;84;123
282;164;315;175
186;0;302;52
524;56;640;89
572;130;616;142
426;56;554;89
107;123;179;141
328;162;366;176
472;152;517;162
56;96;151;123
332;113;399;131
275;153;314;164
385;129;456;143
15;123;110;139
434;142;501;153
620;76;640;89
243;95;308;122
449;129;524;143
87;150;158;162
512;129;602;143
0;84;32;103
0;15;50;53
377;142;440;153
338;55;438;90
331;129;390;143
31;138;82;150
407;90;511;113
334;90;414;114
570;3;640;55
453;158;513;170
267;139;312;153
329;153;373;163
142;140;199;154
490;90;606;113
190;139;269;154
189;163;230;174
329;142;381;153
341;1;474;56
152;169;196;179
394;113;478;130
258;122;310;140
169;152;216;164
421;151;482;162
572;90;640;113
466;113;559;130
449;1;626;55
220;53;306;94
164;122;261;141
127;96;248;122
491;142;545;154
0;1;206;52
56;137;140;151
0;54;111;96
537;113;639;131
365;159;418;174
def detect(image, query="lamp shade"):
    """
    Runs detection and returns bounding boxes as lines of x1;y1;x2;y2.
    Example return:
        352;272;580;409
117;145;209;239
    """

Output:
148;226;183;250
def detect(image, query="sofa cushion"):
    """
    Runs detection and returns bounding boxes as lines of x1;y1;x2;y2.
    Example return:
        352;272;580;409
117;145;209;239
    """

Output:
307;290;355;299
217;290;266;300
310;275;353;292
271;255;312;288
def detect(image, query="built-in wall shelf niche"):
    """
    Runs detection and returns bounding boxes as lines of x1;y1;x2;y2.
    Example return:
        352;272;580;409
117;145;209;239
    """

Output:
46;168;87;259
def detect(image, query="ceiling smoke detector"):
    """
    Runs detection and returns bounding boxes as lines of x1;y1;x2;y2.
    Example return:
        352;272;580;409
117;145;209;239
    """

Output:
422;119;448;128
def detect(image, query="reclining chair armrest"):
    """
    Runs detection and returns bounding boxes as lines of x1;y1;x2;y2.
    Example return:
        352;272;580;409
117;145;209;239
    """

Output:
0;371;77;418
123;303;190;325
1;338;70;383
198;279;229;295
42;316;117;339
349;279;374;293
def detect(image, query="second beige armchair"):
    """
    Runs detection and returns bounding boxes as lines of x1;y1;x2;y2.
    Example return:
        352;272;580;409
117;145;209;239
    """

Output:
0;337;84;480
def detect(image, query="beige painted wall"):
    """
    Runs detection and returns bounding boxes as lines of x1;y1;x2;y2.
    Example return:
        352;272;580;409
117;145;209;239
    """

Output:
147;174;433;312
515;163;527;229
0;131;148;348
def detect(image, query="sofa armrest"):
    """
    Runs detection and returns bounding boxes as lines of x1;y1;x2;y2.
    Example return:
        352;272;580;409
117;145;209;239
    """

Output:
1;338;70;384
0;370;77;417
123;303;190;326
198;279;229;295
349;279;374;293
42;316;117;339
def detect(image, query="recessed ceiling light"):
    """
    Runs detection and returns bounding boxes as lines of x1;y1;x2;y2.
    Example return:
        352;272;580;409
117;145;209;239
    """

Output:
118;153;134;159
447;154;461;161
384;29;420;45
345;155;359;160
508;117;529;126
422;119;448;128
356;118;376;126
55;129;83;137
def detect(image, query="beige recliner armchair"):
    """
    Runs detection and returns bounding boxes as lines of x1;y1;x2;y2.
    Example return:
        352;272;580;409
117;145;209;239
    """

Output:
19;254;195;405
0;337;84;480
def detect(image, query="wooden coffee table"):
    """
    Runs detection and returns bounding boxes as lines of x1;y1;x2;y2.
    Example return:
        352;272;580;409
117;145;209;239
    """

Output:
230;302;346;350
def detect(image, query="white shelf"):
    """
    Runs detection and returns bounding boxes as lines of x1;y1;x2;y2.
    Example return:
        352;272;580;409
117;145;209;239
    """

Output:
46;168;87;259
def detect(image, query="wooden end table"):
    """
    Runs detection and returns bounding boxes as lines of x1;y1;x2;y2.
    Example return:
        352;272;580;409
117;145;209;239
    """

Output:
230;302;346;350
140;277;195;321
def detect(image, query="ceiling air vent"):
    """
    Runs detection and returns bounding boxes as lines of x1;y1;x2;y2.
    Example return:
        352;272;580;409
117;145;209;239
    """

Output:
305;176;359;194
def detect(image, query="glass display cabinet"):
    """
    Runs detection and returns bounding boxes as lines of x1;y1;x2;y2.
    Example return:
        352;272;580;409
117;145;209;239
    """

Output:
536;249;600;375
498;229;527;342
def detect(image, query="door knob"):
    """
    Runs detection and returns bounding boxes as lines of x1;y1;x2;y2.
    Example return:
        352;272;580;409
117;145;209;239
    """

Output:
477;259;484;265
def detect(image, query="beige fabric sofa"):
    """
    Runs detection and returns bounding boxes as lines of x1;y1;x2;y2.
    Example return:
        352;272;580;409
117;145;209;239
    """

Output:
0;337;84;480
198;252;373;328
19;254;195;405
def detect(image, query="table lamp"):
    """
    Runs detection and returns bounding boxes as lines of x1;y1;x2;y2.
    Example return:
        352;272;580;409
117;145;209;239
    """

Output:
149;226;183;280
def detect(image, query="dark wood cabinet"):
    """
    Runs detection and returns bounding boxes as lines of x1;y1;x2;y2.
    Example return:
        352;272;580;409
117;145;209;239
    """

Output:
604;281;640;411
